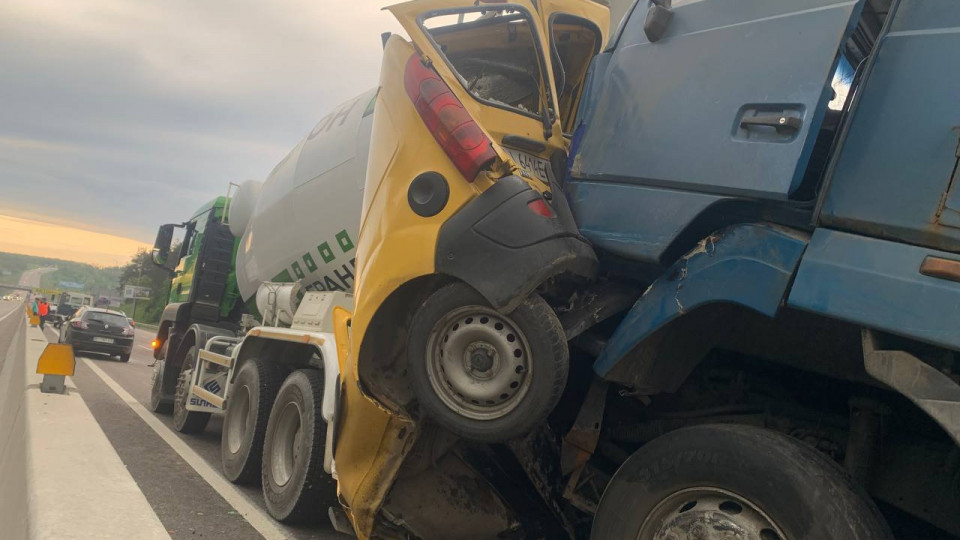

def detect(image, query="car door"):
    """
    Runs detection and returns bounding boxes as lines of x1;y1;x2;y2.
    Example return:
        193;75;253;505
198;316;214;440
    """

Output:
537;0;609;135
572;0;865;200
388;0;607;185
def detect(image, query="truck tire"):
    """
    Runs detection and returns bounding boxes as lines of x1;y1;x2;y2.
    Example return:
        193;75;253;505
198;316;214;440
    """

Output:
150;342;173;414
592;424;894;540
221;357;286;484
407;282;568;442
173;345;211;434
261;369;338;523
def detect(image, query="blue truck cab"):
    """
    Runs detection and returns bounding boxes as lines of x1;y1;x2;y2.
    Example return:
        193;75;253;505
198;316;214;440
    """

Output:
562;0;960;537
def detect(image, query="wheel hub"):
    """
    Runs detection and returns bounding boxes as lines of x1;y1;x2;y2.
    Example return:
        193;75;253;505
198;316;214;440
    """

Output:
226;384;251;454
270;401;303;487
426;306;533;420
465;342;498;376
642;488;786;540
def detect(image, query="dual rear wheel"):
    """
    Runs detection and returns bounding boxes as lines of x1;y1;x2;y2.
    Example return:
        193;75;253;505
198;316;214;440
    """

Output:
220;358;336;523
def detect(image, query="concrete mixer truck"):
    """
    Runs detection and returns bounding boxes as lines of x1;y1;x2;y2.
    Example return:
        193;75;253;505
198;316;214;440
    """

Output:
146;88;375;523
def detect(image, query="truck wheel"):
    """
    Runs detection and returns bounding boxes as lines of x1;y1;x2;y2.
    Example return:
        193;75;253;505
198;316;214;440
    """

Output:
172;345;211;434
592;424;894;540
262;369;338;523
150;342;173;414
221;357;286;484
407;282;568;442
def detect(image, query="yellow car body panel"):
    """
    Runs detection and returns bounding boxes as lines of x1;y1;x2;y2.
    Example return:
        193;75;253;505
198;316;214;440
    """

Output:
334;35;490;538
334;1;609;537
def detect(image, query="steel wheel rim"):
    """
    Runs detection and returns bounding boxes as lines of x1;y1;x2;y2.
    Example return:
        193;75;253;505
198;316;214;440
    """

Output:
425;305;533;420
226;384;251;454
269;401;302;487
638;487;789;540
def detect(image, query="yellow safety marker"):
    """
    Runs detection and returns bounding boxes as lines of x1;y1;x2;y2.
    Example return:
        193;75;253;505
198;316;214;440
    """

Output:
36;343;75;394
28;315;40;327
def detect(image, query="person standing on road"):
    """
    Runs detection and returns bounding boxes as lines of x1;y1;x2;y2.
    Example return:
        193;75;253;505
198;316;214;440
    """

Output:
37;297;49;329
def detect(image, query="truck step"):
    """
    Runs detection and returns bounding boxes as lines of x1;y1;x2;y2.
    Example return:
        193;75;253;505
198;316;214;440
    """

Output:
198;349;232;368
191;386;225;409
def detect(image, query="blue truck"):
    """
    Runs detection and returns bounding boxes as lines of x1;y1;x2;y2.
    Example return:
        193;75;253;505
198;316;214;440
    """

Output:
560;0;960;538
368;0;960;538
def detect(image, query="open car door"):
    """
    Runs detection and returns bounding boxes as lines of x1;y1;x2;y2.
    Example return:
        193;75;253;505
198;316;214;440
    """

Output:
573;0;865;200
388;0;607;185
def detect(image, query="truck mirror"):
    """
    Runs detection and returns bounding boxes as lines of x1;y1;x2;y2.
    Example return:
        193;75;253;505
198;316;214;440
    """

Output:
644;0;673;43
153;224;175;266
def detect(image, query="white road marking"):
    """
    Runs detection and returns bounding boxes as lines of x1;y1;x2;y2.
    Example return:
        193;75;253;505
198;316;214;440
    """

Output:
82;358;293;540
138;345;153;351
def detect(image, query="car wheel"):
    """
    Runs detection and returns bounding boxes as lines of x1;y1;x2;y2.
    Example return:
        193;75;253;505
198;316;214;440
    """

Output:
150;342;174;414
262;369;338;523
407;282;568;442
592;424;894;540
221;357;286;484
172;345;211;434
119;353;130;363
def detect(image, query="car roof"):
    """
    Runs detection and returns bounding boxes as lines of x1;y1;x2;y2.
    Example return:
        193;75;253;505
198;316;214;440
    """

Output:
82;307;126;317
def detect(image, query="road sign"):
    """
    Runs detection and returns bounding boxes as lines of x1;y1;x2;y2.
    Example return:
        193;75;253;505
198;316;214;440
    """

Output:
123;285;151;300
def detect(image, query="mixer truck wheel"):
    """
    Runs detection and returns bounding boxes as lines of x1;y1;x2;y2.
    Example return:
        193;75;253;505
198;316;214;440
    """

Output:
407;282;568;442
149;342;173;414
221;357;286;484
262;369;338;523
173;346;211;434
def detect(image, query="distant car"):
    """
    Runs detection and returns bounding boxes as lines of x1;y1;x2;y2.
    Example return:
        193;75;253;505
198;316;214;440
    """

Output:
59;307;135;362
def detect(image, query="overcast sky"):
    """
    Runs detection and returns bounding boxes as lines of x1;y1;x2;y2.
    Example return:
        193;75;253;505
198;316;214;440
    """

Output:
0;0;404;245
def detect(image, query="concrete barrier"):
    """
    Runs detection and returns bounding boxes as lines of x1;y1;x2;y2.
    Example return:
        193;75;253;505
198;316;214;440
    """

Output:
0;306;29;538
0;308;170;539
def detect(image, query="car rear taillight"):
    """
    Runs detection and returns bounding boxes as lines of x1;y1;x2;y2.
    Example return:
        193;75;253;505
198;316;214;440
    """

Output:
122;327;134;337
71;320;89;330
527;198;555;218
404;55;497;182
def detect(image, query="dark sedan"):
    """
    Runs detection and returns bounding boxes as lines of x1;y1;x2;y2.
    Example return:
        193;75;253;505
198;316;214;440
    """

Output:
60;307;135;362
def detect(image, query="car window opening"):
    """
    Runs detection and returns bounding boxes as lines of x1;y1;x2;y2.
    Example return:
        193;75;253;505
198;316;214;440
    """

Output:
423;8;547;119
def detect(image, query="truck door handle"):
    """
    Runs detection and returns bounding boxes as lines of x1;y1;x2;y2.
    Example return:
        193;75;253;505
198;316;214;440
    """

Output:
740;114;802;133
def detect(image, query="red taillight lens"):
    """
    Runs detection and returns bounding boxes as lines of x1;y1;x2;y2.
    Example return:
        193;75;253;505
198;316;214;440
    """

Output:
404;55;497;182
122;327;135;337
71;320;88;330
527;198;555;218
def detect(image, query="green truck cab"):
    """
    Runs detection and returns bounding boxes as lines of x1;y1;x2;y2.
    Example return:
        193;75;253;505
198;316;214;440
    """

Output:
149;196;243;417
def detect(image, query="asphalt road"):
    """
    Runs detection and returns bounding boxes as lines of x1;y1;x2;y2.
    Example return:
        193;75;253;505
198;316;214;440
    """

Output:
0;300;24;373
41;322;347;540
18;266;56;288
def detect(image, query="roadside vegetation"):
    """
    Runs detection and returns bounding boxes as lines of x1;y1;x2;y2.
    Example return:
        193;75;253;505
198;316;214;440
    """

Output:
0;251;121;294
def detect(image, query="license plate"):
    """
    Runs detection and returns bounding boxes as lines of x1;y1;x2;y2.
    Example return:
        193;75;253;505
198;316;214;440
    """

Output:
93;337;113;344
505;148;555;184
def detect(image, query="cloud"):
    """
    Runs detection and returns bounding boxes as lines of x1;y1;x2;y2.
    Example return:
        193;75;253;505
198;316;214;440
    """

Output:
0;213;149;267
0;0;404;247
